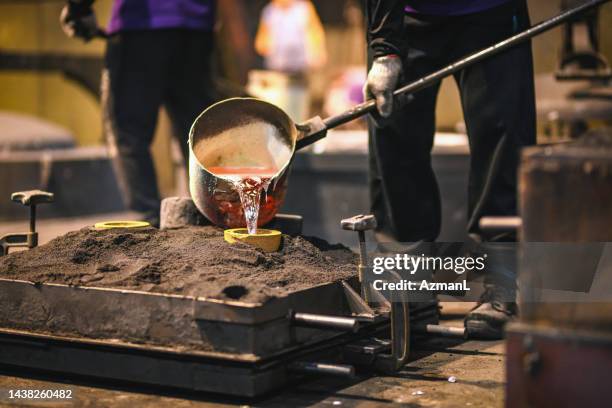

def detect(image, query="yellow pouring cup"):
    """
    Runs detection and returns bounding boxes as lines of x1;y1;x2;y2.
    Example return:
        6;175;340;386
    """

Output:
94;221;151;230
224;228;282;252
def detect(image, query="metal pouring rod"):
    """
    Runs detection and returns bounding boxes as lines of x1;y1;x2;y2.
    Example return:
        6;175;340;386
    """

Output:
319;0;611;132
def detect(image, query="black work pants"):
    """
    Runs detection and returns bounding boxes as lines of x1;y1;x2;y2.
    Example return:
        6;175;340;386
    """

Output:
102;29;216;226
368;1;536;242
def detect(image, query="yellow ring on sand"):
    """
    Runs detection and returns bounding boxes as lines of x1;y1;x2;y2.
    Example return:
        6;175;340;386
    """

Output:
224;228;282;252
94;221;151;230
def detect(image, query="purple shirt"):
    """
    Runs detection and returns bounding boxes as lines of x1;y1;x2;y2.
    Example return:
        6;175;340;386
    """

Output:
108;0;215;34
405;0;510;15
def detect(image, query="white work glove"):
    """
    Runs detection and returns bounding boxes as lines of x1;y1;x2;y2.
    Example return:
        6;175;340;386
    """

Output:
60;1;99;42
364;55;403;118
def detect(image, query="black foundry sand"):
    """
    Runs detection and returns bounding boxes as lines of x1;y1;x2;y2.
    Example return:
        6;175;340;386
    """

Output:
0;226;357;303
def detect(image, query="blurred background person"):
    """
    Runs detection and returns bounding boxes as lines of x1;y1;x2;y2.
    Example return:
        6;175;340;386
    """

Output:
251;0;326;121
322;0;366;124
60;0;218;227
255;0;326;73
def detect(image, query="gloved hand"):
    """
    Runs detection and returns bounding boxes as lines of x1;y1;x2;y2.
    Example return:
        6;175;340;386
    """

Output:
60;0;98;42
364;55;403;118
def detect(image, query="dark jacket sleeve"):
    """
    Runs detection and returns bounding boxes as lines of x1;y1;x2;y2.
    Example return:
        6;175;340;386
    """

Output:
69;0;94;6
367;0;405;58
68;0;95;12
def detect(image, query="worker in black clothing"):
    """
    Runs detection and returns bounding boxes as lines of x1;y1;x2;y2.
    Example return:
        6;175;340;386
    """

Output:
61;0;217;227
364;0;536;339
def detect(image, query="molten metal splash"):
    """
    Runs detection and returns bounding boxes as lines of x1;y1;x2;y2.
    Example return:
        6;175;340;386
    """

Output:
207;167;276;234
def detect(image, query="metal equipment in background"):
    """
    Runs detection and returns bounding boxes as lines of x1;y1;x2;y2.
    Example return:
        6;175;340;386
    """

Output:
556;0;611;81
537;0;612;141
479;128;612;407
0;51;103;98
0;190;53;256
507;128;612;408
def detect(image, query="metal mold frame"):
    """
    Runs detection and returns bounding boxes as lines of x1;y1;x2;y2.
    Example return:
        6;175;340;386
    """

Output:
0;277;357;361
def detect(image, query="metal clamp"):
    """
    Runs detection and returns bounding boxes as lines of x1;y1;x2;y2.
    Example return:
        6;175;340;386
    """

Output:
373;270;410;373
341;214;410;373
341;214;377;303
1;190;54;256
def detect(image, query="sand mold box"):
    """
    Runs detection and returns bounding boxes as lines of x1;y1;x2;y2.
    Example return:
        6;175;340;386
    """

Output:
0;226;356;303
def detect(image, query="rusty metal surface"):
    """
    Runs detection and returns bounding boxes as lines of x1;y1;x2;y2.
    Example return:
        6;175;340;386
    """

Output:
519;136;612;242
506;322;612;408
518;131;612;329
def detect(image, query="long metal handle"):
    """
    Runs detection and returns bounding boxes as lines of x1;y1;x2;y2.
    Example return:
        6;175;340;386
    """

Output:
298;0;610;147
